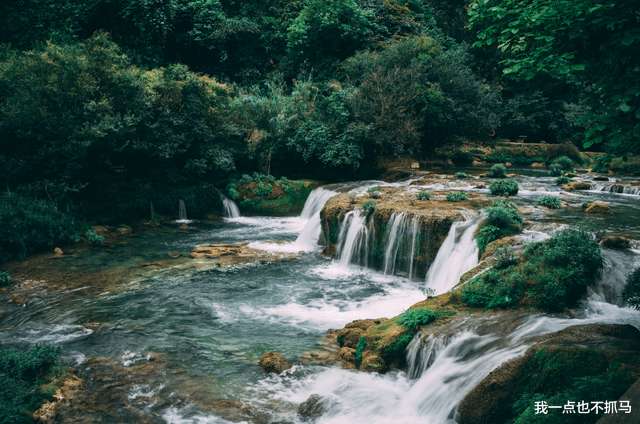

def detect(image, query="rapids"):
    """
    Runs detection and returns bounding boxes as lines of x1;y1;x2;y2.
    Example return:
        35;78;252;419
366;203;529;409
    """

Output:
1;167;639;423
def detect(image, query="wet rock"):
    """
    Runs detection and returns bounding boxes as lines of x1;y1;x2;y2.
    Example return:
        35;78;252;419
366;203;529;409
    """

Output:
361;352;387;373
178;224;200;231
115;226;132;235
32;368;83;423
378;168;412;183
136;260;175;269
92;225;108;233
336;347;357;369
585;201;611;214
337;327;364;349
259;351;293;374
167;252;181;258
298;394;330;422
601;236;631;249
54;247;63;255
564;181;591;191
593;175;609;181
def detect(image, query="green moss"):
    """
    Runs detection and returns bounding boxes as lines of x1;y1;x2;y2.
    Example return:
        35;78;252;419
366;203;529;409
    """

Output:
397;308;436;330
355;337;367;363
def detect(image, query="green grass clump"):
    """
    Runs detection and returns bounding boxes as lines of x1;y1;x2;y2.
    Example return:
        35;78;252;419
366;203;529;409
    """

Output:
463;228;603;311
537;196;562;209
556;176;570;185
455;172;468;178
553;156;575;172
0;344;60;423
367;186;381;194
622;267;640;310
446;191;468;202
489;164;507;178
0;194;79;262
85;230;104;245
0;271;11;287
253;182;273;196
489;179;519;197
397;308;436;330
362;199;377;215
415;191;431;201
548;163;563;176
476;205;524;255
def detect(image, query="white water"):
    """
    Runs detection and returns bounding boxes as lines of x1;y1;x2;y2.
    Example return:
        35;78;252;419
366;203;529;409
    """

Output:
335;211;372;269
424;220;479;294
222;197;241;218
176;199;193;223
383;213;420;278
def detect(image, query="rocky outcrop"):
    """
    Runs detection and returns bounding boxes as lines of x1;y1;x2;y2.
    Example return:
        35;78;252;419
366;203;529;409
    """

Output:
457;324;640;424
259;351;293;374
601;236;631;249
190;243;299;266
563;181;591;191
32;368;83;423
584;201;612;214
298;394;331;422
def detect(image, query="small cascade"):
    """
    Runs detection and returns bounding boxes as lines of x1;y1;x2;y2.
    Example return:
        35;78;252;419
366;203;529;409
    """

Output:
335;211;372;268
623;186;640;196
222;197;241;218
295;188;339;249
149;201;156;222
406;333;450;379
425;220;479;294
178;199;187;221
382;213;419;278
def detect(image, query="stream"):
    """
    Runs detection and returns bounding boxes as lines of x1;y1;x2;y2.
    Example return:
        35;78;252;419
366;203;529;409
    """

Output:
1;168;640;423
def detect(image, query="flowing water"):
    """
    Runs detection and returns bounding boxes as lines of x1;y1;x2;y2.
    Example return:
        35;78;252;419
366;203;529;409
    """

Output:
1;170;640;423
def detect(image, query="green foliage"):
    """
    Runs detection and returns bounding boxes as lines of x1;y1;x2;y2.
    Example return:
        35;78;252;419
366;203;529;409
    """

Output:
85;230;104;246
592;154;612;173
537;196;562;209
362;199;377;215
476;225;511;255
494;246;518;270
465;228;603;311
450;150;474;164
446;191;468;202
468;0;640;153
485;206;523;228
548;163;564;177
609;156;640;175
228;188;240;201
0;194;79;262
397;308;436;330
622;267;640;310
0;271;11;287
0;344;60;423
367;187;381;194
383;333;414;357
476;205;523;254
552;156;575;172
454;172;468;178
253;182;273;197
355;337;367;363
484;146;546;165
555;176;570;185
489;179;519;197
415;192;431;201
489;164;507;178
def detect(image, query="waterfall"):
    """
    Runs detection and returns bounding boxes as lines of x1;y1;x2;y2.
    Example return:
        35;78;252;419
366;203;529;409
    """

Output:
149;201;156;222
382;213;420;278
424;220;479;295
222;197;241;218
335;211;372;269
623;186;640;195
295;188;339;249
178;199;187;221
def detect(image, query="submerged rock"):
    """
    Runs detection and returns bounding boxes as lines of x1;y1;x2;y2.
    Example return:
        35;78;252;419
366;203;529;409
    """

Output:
259;351;293;374
584;201;612;214
601;236;631;249
298;394;329;422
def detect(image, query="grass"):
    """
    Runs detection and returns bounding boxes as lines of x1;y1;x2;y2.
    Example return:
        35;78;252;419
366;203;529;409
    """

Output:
362;199;377;215
537;196;562;209
446;191;468;202
397;308;436;330
415;191;431;201
489;179;519;197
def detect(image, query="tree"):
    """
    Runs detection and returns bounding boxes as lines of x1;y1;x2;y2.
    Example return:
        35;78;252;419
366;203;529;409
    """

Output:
468;0;640;152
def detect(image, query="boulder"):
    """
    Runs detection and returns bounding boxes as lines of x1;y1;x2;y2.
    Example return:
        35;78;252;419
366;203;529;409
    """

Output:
593;175;609;181
531;162;546;167
585;202;611;214
336;347;357;369
298;394;329;422
259;351;293;374
92;225;108;233
564;181;591;191
601;236;631;249
167;252;181;258
336;327;364;349
115;226;131;235
54;247;63;255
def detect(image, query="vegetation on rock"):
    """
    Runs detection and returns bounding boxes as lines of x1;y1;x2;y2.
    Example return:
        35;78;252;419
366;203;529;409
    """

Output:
537;196;562;209
489;164;507;178
476;203;523;254
489;179;519;197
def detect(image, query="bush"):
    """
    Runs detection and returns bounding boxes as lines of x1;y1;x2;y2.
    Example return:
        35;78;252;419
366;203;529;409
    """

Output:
362;199;377;215
489;164;507;178
85;230;104;246
556;176;570;185
610;155;640;175
0;271;11;287
548;163;564;176
451;150;475;164
0;194;79;262
489;179;519;197
485;206;523;228
228;188;239;200
476;225;502;254
446;191;468;202
367;186;381;194
253;182;273;197
455;172;468;178
397;308;436;330
415;191;431;201
476;206;523;254
494;246;518;269
553;156;575;172
622;267;640;309
0;344;60;423
537;196;562;209
464;228;603;311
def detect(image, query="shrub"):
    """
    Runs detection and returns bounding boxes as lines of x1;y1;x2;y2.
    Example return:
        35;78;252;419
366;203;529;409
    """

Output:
253;182;273;197
622;267;640;309
548;163;564;176
279;176;289;183
85;230;104;245
489;179;519;196
397;308;436;330
553;156;575;172
362;199;377;215
485;206;523;228
494;246;518;269
489;164;507;178
537;196;562;209
610;155;640;175
464;228;603;311
451;150;475;164
455;172;468;178
0;344;60;422
446;191;468;202
415;192;431;201
0;271;11;287
476;206;523;254
476;225;502;254
556;176;570;185
228;187;239;200
0;194;79;262
367;186;381;194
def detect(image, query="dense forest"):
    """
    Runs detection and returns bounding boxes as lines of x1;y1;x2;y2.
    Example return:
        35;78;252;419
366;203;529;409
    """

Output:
0;0;638;259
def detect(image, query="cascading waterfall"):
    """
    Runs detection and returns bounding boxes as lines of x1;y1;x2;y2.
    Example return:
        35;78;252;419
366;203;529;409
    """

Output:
383;213;419;278
424;219;479;294
623;186;640;195
222;197;241;218
295;188;340;250
335;211;372;269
